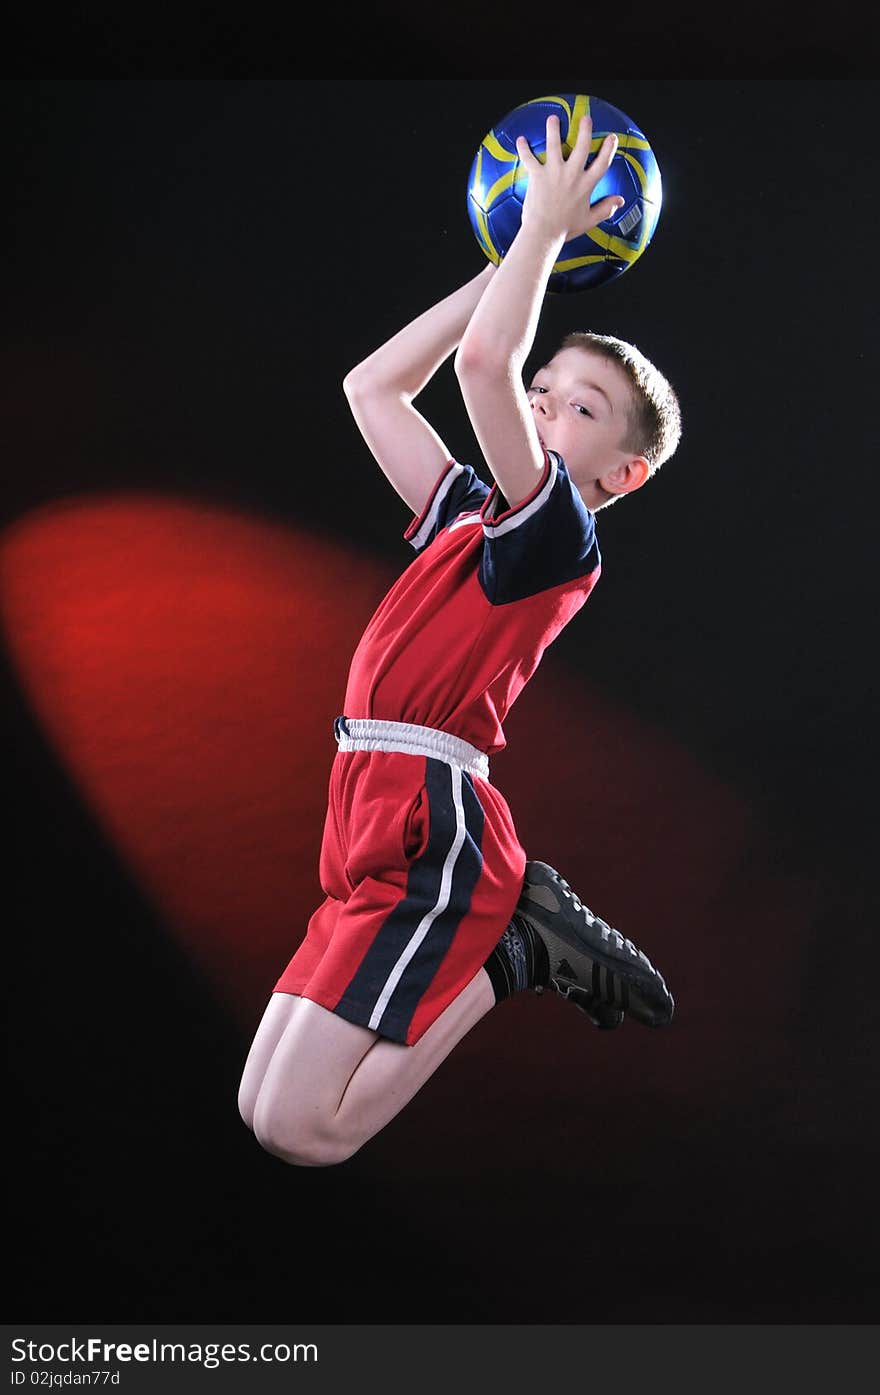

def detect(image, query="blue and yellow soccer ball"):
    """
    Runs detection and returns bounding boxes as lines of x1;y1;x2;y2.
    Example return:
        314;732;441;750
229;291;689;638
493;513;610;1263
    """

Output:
466;93;662;292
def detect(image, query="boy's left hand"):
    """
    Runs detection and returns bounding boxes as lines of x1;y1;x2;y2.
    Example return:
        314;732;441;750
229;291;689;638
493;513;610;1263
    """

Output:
516;114;624;244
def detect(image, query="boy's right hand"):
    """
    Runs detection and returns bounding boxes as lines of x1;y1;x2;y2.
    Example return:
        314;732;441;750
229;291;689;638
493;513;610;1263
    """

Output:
515;114;624;245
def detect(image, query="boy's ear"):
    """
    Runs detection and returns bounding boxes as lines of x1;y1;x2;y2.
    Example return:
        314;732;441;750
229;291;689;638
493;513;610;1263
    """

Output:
599;455;650;498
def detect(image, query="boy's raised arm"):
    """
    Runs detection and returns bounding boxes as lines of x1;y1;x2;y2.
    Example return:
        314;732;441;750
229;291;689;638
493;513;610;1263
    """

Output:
343;264;496;517
454;116;623;508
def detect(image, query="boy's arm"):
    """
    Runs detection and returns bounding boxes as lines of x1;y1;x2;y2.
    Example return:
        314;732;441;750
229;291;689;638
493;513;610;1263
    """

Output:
454;115;623;508
343;263;496;516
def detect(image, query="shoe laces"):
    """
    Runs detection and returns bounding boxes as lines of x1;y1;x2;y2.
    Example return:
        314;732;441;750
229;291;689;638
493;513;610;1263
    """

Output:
558;881;649;964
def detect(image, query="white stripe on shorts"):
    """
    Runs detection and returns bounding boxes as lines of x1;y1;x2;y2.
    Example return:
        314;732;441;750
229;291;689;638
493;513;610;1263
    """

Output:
367;763;467;1031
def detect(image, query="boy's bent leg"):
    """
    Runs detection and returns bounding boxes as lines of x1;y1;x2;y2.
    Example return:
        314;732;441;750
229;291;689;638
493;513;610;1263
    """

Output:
251;969;496;1168
238;991;302;1130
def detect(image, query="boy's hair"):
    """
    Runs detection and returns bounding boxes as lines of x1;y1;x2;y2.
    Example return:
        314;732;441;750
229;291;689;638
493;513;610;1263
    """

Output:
559;331;682;480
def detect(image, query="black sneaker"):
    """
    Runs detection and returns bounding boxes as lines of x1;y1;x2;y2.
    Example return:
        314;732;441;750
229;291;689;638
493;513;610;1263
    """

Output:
574;994;626;1030
518;861;675;1028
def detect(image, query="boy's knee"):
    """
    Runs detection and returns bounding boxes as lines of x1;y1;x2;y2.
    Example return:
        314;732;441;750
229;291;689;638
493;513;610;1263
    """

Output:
251;1098;359;1168
238;1089;257;1134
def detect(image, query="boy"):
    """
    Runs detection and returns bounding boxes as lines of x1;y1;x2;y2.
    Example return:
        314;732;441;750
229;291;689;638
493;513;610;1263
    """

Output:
238;113;682;1166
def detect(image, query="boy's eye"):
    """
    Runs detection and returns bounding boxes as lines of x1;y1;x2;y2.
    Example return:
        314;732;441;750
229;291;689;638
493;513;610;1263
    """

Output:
576;405;593;418
528;385;547;394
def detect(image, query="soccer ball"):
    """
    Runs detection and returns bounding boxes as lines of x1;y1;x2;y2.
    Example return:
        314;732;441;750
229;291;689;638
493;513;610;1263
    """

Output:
466;93;662;292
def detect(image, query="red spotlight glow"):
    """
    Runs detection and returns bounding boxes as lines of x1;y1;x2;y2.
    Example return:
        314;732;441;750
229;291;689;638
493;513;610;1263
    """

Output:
1;494;392;1024
2;493;816;1086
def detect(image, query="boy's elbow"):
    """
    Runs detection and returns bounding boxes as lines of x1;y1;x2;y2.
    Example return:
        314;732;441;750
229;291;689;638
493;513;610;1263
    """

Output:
453;343;473;378
343;363;405;404
454;336;500;381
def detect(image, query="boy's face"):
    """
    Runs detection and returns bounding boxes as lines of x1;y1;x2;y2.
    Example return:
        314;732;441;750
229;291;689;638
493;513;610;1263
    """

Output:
526;346;641;498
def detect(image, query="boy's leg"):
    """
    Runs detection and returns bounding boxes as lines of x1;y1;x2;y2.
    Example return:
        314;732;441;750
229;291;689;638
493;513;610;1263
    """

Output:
241;860;675;1165
237;991;301;1130
249;969;496;1167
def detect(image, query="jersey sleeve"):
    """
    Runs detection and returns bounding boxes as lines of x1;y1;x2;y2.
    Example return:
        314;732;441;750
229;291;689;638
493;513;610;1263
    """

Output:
404;460;491;554
478;450;601;604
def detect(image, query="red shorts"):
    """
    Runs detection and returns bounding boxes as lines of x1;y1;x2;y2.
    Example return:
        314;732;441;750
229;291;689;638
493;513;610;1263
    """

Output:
273;745;525;1045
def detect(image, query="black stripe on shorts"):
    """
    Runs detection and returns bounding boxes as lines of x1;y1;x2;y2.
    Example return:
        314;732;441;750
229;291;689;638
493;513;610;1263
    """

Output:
341;757;485;1043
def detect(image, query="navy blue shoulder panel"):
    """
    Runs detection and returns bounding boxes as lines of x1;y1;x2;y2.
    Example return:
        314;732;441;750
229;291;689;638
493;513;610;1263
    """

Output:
405;461;491;554
478;452;600;605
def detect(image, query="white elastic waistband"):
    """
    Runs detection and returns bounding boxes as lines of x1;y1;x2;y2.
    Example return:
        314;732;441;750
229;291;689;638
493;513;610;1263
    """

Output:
334;716;489;780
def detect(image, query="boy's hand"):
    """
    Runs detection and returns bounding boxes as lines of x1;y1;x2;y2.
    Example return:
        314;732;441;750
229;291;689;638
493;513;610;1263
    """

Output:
454;115;624;508
516;114;624;244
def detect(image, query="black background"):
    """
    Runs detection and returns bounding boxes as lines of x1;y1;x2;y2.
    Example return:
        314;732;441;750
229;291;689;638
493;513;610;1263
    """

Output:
5;79;878;1329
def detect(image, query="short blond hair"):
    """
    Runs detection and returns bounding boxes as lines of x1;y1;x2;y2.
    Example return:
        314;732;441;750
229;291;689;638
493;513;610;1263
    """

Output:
559;331;682;475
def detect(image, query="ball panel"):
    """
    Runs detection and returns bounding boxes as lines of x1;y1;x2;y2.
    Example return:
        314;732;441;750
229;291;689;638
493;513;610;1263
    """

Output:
466;192;501;264
485;190;527;265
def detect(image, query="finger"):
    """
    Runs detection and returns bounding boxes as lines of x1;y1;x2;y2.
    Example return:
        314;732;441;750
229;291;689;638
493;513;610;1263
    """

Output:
545;112;563;160
588;194;626;227
581;132;618;195
515;132;539;169
572;113;593;158
593;131;619;175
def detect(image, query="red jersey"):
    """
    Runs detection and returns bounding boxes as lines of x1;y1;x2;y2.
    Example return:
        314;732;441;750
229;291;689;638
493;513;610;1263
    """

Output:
275;450;602;1042
343;449;602;756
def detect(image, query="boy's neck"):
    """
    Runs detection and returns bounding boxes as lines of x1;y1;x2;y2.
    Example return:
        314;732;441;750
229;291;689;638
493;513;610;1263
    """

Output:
577;481;613;513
